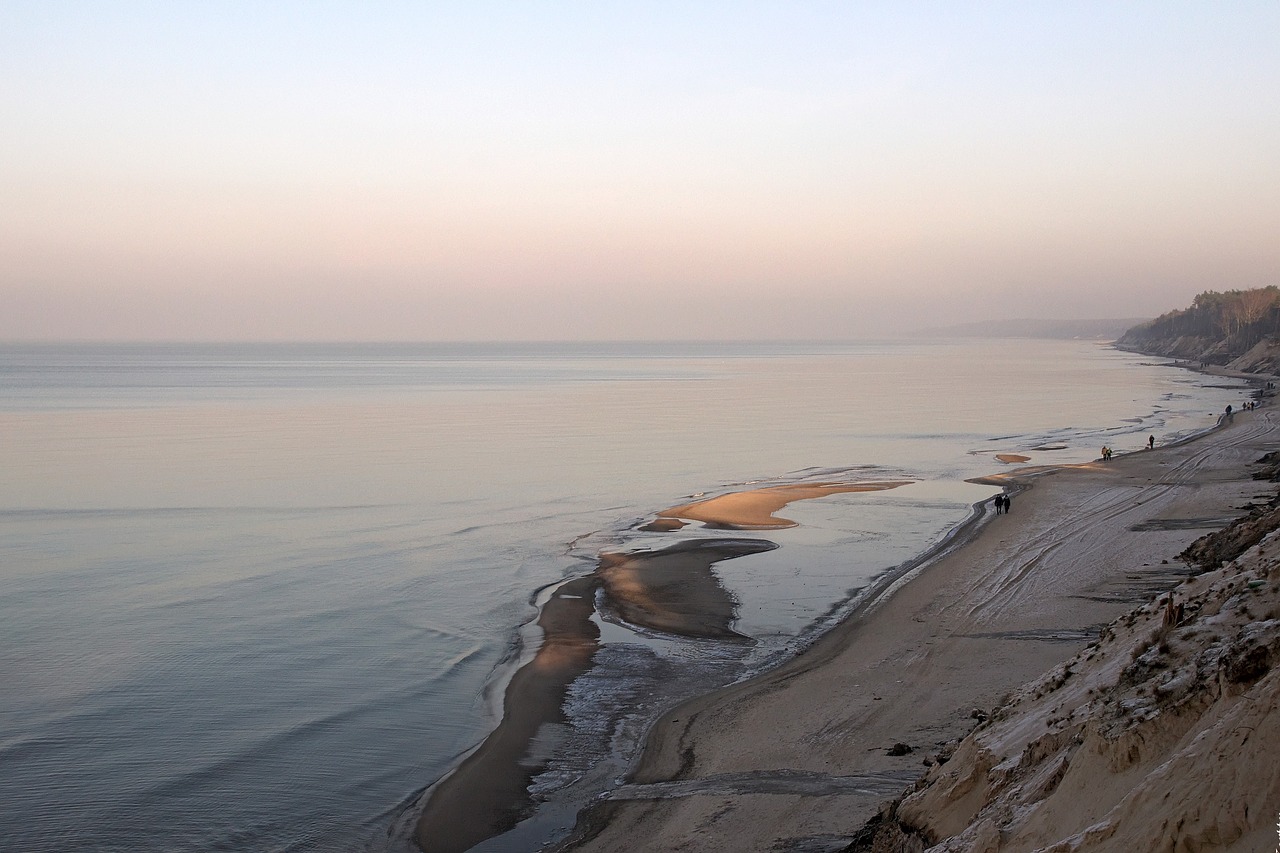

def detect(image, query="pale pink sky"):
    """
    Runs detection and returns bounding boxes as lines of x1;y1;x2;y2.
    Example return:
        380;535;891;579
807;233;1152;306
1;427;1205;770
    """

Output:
3;2;1278;340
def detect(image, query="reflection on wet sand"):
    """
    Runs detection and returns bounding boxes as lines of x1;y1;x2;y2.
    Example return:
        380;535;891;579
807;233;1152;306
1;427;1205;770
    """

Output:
654;480;912;529
597;539;778;639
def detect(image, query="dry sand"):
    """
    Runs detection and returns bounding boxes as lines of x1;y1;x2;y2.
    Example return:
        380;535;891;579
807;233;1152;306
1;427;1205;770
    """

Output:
556;407;1279;852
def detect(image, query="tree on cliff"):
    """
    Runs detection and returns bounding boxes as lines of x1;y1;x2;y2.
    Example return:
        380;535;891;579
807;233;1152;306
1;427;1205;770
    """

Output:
1121;287;1280;359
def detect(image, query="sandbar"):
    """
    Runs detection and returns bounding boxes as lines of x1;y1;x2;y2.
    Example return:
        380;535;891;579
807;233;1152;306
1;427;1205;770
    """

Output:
636;517;686;532
415;575;600;853
655;480;913;529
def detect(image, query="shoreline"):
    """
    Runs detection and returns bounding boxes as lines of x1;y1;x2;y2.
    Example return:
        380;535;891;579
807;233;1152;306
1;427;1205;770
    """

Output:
554;398;1276;851
412;479;917;853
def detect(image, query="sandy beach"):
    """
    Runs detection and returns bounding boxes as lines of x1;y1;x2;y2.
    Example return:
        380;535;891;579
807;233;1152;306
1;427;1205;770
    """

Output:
554;405;1279;851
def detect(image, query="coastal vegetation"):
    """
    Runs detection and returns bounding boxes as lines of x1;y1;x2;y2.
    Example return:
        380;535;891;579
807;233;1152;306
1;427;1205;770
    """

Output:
1118;287;1280;372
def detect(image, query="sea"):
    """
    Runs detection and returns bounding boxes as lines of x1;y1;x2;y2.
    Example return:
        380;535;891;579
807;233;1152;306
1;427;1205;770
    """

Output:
0;340;1250;853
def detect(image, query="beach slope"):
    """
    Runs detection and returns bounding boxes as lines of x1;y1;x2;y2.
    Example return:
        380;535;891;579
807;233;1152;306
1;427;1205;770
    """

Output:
855;502;1280;851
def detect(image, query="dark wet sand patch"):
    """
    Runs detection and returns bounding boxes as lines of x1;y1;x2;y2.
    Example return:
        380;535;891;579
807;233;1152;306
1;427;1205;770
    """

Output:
597;539;778;638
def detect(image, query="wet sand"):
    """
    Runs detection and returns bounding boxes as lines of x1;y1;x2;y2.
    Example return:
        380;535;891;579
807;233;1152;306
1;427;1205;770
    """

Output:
655;480;912;529
636;517;686;532
556;408;1278;852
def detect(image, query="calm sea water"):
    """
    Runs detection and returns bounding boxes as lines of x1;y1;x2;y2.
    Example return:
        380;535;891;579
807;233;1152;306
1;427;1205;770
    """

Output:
0;340;1248;852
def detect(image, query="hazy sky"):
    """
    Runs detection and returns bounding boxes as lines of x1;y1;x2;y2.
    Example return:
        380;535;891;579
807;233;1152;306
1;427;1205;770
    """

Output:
3;2;1278;341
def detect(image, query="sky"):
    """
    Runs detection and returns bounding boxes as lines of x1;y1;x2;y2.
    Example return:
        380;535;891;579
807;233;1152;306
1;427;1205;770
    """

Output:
2;2;1278;341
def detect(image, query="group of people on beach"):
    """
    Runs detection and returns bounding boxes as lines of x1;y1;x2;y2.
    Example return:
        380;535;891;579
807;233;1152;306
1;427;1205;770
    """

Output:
992;493;1011;514
1225;400;1260;419
1101;435;1156;461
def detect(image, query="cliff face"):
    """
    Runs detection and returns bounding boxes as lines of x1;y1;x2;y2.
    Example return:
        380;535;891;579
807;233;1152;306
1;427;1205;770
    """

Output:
848;495;1280;853
1116;331;1280;375
1115;287;1280;374
1223;338;1280;375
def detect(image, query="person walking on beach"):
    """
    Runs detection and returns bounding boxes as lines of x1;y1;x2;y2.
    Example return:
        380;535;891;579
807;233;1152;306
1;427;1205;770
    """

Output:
1003;493;1011;513
1148;435;1155;450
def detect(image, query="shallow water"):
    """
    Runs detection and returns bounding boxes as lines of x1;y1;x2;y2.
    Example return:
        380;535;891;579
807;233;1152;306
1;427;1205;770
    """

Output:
0;340;1249;852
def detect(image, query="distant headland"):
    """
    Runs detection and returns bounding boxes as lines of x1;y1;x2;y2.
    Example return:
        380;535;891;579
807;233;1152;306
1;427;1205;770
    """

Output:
922;317;1149;340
